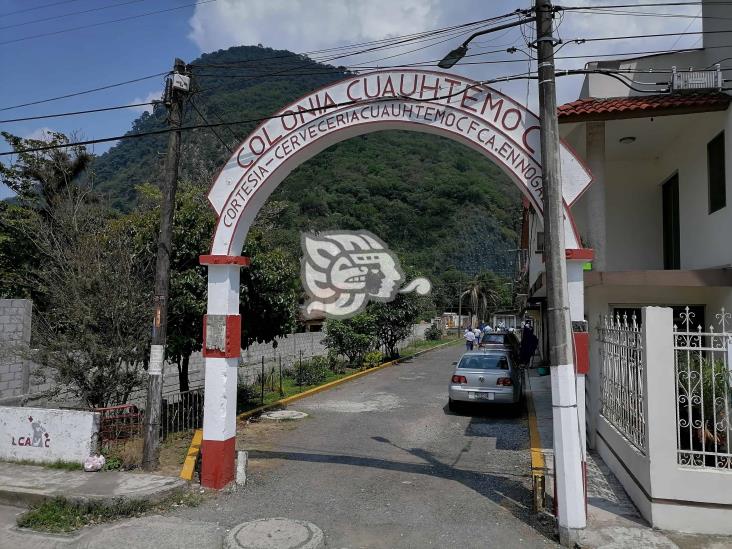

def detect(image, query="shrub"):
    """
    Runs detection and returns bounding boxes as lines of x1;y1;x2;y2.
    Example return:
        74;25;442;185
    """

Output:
425;323;442;341
326;351;348;374
322;313;378;366
294;356;329;385
363;351;383;369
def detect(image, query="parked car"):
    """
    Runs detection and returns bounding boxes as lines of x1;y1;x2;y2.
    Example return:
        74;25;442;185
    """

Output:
479;330;519;355
448;350;524;412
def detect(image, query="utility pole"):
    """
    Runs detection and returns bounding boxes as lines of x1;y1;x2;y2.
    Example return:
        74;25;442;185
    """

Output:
142;58;190;471
535;1;586;545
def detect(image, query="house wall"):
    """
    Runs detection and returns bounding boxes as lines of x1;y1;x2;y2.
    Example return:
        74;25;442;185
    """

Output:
567;110;732;272
657;110;732;269
603;160;665;270
584;284;732;450
594;306;732;535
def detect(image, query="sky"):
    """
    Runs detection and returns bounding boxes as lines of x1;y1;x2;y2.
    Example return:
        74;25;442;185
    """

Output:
0;0;703;198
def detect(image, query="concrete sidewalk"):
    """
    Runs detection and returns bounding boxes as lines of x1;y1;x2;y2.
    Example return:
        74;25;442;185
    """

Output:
525;369;732;548
0;463;187;508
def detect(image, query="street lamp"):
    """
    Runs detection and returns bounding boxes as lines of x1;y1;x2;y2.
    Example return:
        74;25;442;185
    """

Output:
437;16;536;70
438;45;468;69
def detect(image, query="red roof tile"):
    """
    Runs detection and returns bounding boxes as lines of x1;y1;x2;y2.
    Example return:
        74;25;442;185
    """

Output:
558;93;730;123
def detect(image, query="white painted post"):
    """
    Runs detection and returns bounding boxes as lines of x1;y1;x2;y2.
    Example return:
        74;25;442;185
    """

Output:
585;121;607;271
236;450;248;486
201;261;243;489
641;307;677;489
566;258;588;455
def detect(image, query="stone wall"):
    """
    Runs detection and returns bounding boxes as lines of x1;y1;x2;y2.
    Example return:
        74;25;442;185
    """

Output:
0;299;32;398
2;304;431;408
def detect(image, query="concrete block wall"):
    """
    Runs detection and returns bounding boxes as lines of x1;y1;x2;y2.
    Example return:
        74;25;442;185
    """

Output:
0;299;32;399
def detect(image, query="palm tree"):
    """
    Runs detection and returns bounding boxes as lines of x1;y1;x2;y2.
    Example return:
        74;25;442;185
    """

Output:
461;274;500;325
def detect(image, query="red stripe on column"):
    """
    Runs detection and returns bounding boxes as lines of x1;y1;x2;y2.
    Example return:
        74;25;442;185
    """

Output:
573;332;589;375
200;437;236;489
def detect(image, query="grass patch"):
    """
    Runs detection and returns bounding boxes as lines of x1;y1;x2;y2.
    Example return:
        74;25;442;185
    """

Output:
1;458;82;471
16;491;202;533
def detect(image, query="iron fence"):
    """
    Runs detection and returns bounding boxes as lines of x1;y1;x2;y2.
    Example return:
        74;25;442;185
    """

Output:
95;404;143;451
674;307;732;469
598;312;646;453
161;388;204;440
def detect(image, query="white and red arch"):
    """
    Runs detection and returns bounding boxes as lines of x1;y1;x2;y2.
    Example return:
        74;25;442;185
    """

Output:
198;69;593;489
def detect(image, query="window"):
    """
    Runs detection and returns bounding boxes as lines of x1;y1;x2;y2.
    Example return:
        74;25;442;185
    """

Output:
662;174;680;270
708;131;726;213
458;354;509;370
535;231;545;254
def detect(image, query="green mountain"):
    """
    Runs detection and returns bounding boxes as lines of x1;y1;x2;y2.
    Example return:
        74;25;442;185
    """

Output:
90;45;521;290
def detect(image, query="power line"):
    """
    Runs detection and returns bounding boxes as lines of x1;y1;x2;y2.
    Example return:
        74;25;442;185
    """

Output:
0;0;81;17
0;72;167;112
190;14;518;69
0;14;512;113
0;101;158;124
0;0;146;31
560;2;729;9
0;68;660;158
569;28;732;44
563;7;732;21
0;0;218;46
189;99;233;153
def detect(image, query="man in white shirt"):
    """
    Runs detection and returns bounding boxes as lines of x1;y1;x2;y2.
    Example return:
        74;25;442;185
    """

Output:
473;327;482;347
464;328;475;351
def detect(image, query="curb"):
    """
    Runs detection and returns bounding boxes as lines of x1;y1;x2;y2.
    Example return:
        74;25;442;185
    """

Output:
178;338;460;479
0;481;187;510
180;429;203;481
526;379;547;512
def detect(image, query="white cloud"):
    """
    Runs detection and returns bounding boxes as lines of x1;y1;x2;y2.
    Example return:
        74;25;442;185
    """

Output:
23;127;55;141
130;90;163;114
188;0;442;54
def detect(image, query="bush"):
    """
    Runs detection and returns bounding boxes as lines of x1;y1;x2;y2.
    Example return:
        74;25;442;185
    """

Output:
322;313;378;366
294;356;329;385
425;323;442;341
327;351;348;374
363;351;383;369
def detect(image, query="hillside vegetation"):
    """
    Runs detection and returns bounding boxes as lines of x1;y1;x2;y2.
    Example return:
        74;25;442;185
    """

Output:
89;45;521;295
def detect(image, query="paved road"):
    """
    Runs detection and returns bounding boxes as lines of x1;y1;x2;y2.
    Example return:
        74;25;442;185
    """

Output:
177;344;558;548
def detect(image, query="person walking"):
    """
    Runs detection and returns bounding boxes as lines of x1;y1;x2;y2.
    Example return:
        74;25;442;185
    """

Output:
464;327;475;351
473;327;482;348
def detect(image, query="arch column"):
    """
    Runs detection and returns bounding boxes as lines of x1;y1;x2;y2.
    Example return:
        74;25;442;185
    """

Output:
199;254;249;489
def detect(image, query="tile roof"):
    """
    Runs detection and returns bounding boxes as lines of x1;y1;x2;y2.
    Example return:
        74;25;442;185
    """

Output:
558;93;731;123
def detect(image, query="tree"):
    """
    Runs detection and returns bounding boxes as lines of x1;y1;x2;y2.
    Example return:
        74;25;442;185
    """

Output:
30;195;153;407
461;272;502;323
0;131;152;407
239;242;300;349
0;131;91;210
369;292;422;359
126;182;300;392
322;312;377;366
0;203;37;299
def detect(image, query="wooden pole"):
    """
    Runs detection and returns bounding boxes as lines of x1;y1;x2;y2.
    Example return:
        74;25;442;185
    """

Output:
142;58;188;471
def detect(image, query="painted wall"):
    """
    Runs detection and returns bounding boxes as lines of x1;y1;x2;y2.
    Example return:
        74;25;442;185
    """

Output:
584;284;732;451
593;306;732;535
567;110;732;272
657;110;732;269
0;406;100;464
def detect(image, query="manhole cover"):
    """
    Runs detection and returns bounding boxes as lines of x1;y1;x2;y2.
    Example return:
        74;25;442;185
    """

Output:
261;410;308;421
225;518;323;549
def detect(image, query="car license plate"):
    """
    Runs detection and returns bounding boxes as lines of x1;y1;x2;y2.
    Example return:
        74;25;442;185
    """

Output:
468;392;494;401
